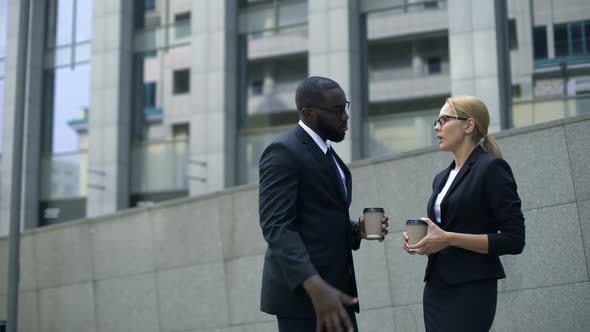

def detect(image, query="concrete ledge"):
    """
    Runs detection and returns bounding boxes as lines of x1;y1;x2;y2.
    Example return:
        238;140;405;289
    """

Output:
492;282;590;332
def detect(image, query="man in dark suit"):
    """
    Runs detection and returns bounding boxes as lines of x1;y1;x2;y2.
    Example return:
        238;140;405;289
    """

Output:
258;76;389;332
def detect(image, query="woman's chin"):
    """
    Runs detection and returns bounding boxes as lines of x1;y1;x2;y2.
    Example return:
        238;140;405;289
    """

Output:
438;142;452;151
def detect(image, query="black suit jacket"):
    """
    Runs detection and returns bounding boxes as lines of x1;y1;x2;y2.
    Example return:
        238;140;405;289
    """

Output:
424;146;525;285
258;125;360;318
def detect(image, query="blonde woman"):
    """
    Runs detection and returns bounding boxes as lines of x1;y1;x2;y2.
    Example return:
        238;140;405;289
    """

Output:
403;96;525;331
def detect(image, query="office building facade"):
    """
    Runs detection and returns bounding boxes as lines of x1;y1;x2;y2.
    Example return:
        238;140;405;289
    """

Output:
1;0;589;232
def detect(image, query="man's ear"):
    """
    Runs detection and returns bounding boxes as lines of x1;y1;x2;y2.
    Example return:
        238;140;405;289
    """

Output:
301;107;314;121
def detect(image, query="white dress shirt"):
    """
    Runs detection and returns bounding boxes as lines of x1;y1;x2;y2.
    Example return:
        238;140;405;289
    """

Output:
298;120;347;197
434;169;460;223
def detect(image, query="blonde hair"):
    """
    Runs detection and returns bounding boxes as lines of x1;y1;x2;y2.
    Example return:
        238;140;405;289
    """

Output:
446;96;502;158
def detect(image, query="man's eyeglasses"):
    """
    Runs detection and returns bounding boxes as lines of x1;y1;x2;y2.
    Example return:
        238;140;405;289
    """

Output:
307;101;350;118
434;115;469;127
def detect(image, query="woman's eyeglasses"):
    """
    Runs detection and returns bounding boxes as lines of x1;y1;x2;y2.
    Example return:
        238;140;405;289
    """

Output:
434;115;468;127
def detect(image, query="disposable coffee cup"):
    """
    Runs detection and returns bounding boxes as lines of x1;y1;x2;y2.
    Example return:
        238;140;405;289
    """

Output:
406;219;427;245
363;208;385;240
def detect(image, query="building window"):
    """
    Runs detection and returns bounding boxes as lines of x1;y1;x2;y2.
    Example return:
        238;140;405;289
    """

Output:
251;80;263;95
554;20;590;58
174;12;191;39
509;19;518;50
145;0;155;11
427;57;442;74
512;84;521;99
554;24;568;57
172;123;190;139
533;26;548;60
423;1;439;9
571;22;584;55
144;82;156;107
173;69;190;94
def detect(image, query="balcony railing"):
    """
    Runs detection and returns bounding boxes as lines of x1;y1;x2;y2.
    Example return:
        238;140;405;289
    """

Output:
130;139;189;194
369;73;450;102
238;126;289;184
134;21;191;53
512;95;590;128
40;151;89;200
247;25;308;59
362;0;447;13
367;109;439;157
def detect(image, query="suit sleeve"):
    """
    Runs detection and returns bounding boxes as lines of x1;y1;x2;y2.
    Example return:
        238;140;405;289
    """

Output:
350;220;361;250
259;143;318;290
485;158;526;256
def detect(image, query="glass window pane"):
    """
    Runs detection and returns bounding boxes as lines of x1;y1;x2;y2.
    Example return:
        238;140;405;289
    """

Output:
75;0;93;42
145;0;156;11
40;151;88;199
238;130;283;184
74;42;91;63
144;81;157;107
509;19;518;50
239;6;275;33
0;79;4;148
50;64;90;153
237;28;308;184
55;46;72;66
366;97;446;157
0;0;7;56
427;57;442;74
56;0;74;46
554;24;569;57
173;12;191;40
130;140;188;193
533;26;548;60
278;2;307;27
173;68;190;94
571;22;583;55
362;0;404;13
585;21;590;54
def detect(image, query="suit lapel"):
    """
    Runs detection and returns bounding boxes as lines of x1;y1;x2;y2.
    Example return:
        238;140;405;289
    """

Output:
440;146;484;207
332;148;351;206
439;146;485;228
295;126;347;204
440;164;471;207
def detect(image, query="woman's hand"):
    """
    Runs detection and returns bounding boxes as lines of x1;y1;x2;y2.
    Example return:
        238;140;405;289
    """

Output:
407;218;451;255
402;232;416;254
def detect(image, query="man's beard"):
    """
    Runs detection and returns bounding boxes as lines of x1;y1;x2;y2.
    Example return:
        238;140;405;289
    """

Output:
317;117;345;142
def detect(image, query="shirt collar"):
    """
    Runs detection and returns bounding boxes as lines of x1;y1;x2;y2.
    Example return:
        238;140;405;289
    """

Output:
298;120;330;154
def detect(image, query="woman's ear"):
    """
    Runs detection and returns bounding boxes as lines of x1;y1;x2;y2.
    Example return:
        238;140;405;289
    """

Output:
464;118;476;135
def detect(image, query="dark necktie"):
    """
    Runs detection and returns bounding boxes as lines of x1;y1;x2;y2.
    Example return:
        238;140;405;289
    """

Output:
326;147;347;201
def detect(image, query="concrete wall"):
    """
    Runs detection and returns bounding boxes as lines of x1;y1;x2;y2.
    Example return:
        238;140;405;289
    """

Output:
1;114;589;332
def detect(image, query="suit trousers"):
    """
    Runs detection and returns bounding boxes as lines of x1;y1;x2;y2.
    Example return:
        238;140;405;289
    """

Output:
423;278;497;332
277;308;358;332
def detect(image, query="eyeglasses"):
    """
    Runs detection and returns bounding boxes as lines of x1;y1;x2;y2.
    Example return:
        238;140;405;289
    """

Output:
307;101;350;118
434;115;469;127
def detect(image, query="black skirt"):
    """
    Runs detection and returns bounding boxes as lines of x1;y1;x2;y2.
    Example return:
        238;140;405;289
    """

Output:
423;278;498;332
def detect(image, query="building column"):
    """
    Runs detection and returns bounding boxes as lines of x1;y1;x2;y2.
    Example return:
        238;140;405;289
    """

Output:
448;0;503;132
0;0;47;234
308;0;364;162
447;0;502;133
189;0;238;196
86;1;135;217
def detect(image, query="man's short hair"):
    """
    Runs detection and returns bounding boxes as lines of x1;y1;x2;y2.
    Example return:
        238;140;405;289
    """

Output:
295;76;341;111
